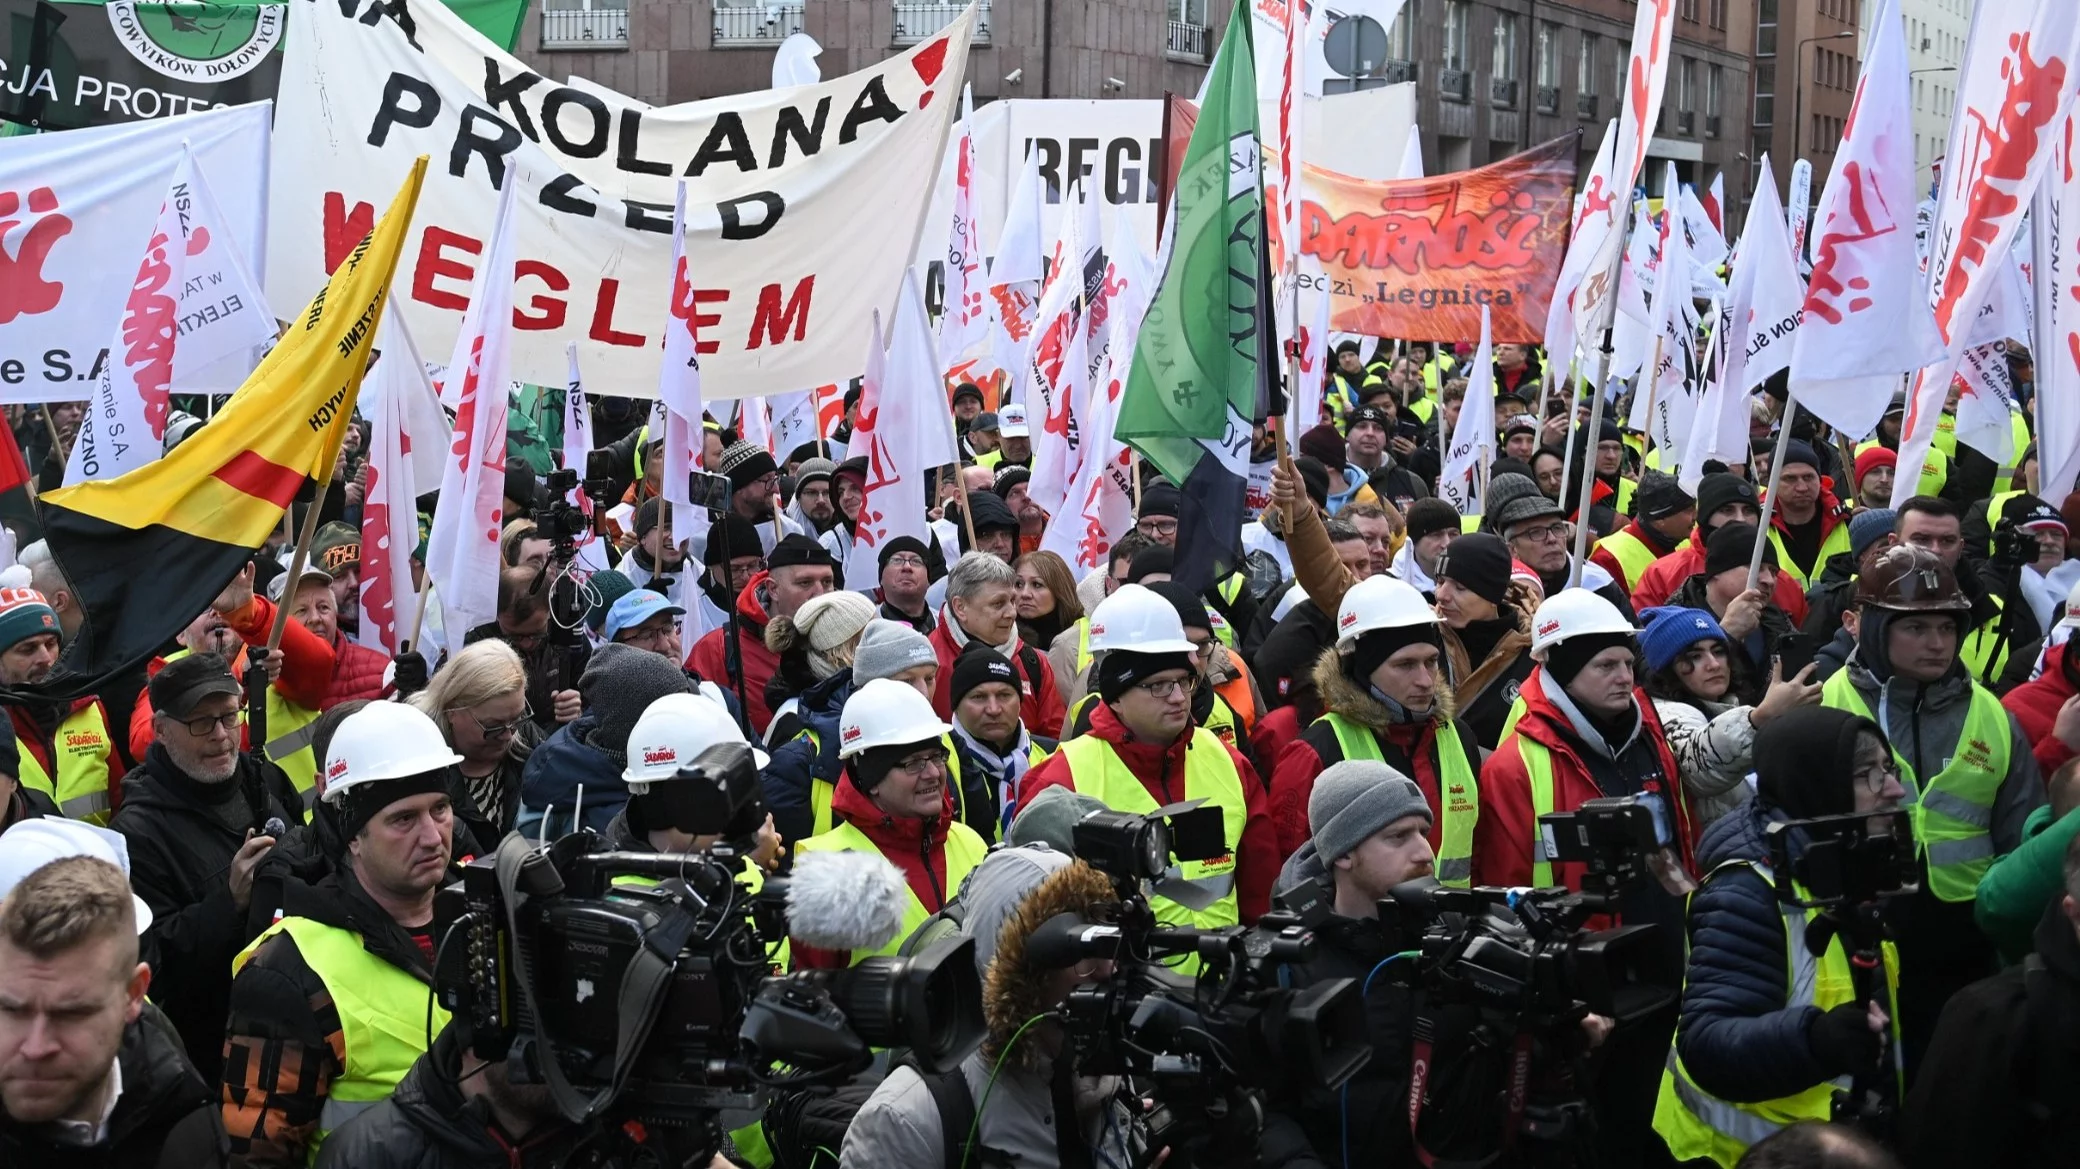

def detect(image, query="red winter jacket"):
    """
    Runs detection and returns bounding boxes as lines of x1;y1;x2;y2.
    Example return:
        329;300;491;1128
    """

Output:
1471;667;1695;890
686;572;780;737
1630;530;1811;625
789;764;962;969
2003;641;2080;777
127;595;336;763
1017;702;1276;922
323;632;392;709
929;613;1066;740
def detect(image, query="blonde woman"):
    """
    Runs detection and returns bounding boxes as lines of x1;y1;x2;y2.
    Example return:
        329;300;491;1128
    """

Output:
409;639;539;836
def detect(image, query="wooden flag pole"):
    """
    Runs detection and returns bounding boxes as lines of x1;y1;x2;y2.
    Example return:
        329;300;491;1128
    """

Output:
1638;334;1666;463
402;582;435;657
266;484;330;655
953;465;980;550
39;404;67;464
1747;394;1801;595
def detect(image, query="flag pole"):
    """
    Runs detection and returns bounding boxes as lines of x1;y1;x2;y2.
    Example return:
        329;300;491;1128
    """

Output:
1279;257;1299;530
38;404;67;464
1639;334;1666;462
953;465;980;549
1558;362;1580;515
1747;392;1800;593
402;581;433;656
266;482;330;655
1567;203;1636;590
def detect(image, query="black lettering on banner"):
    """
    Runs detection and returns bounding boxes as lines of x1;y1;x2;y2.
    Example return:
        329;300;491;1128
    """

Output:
481;59;544;142
838;76;903;144
369;73;439;147
351;0;422;50
769;98;831;167
42;351;72;382
1029;137;1062;200
541;87;610;158
0;360;20;385
616;108;672;176
686;112;757;177
1105;138;1141;204
719;192;786;240
1065;137;1096;198
541;173;599;217
624;198;674;234
452;106;522;186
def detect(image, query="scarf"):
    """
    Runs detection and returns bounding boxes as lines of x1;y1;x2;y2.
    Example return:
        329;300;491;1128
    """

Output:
951;720;1035;837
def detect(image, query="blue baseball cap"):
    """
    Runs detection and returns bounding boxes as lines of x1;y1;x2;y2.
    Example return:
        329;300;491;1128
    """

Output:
603;589;685;642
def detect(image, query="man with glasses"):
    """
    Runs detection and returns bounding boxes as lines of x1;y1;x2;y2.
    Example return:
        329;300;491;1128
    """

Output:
111;653;306;1082
465;565;584;734
1484;472;1637;619
602;589;686;663
785;457;841;538
875;536;936;633
711;440;804;558
1018;585;1279;927
694;514;766;641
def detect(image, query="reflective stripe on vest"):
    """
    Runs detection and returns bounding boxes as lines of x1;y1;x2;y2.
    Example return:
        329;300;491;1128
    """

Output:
803;729;969;839
1317;712;1478;887
791;817;987;962
1959;598;2015;688
234;916;448;1163
1593;528;1660;594
1764;520;1852;592
162;648;323;796
1819;670;2012;901
1074;617;1093;673
17;704;115;824
1519;736;1560;887
1651;861;1901;1167
1056;729;1245;927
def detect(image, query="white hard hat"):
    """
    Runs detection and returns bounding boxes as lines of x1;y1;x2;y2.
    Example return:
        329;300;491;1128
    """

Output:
323;702;464;803
622;692;768;791
0;819;153;933
837;678;952;758
1335;574;1439;651
1086;583;1197;655
1528;588;1637;659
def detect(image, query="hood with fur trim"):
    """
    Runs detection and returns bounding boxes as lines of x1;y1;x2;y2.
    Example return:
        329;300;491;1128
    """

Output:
1310;644;1458;733
983;861;1119;1067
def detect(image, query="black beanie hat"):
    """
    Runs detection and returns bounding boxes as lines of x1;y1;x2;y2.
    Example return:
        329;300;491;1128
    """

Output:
878;534;932;572
702;514;763;566
337;772;452;842
1434;532;1512;606
1140;483;1182;519
768;533;835;570
1405;498;1461;545
1704;522;1776;579
949;644;1020;707
1127;545;1175;583
1634;470;1694;521
1098;650;1196;704
1543;631;1636;689
1696;473;1760;533
1347;624;1443;685
1146;580;1212;633
1753;706;1875;819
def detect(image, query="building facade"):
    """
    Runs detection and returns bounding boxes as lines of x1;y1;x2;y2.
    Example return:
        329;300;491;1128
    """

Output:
1895;0;1965;194
1749;0;1859;218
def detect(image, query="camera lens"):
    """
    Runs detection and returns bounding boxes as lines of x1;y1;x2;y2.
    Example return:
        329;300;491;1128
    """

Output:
827;937;986;1072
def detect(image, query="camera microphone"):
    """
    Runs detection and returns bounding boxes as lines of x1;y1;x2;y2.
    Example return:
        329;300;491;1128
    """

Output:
788;850;911;953
263;817;287;839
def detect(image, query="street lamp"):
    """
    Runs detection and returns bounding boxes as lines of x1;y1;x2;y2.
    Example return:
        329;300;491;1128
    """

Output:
1791;30;1858;165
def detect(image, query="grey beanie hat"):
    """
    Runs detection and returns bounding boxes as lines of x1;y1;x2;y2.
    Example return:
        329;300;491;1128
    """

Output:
578;642;698;759
1007;784;1111;854
1483;472;1564;534
955;845;1074;977
1309;760;1433;864
852;618;938;683
793;457;837;487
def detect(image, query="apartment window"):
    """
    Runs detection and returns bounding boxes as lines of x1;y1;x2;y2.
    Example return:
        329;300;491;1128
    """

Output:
1492;13;1519;81
1707;63;1723;117
1443;0;1468;71
1382;2;1413;61
1680;0;1698;21
1754;61;1774;127
1757;0;1777;57
1537;21;1560;88
1678;57;1696;112
1578;31;1598;94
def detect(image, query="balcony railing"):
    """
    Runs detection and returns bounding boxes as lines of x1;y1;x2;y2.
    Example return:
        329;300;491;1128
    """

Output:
1166;19;1209;60
1706;113;1722;137
541;7;629;50
1383;59;1416;83
714;2;804;46
1439;67;1470;101
1576;92;1598;118
894;1;990;45
1677;109;1696;135
1489;77;1517;107
1536;84;1560;113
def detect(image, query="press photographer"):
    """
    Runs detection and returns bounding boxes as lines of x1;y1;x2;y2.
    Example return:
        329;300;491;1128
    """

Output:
1652;707;1911;1166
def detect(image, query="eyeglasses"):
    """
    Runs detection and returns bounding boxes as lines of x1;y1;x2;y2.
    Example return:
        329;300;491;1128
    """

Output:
180;710;241;737
1136;675;1198;700
452;701;533;740
1509;521;1571;545
891;747;950;778
1854;757;1901;795
618;623;679;650
1137;518;1180;537
886;554;928;569
1187;638;1216;662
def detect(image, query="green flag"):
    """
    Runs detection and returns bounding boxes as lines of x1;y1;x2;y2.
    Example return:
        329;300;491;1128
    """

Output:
1115;0;1265;592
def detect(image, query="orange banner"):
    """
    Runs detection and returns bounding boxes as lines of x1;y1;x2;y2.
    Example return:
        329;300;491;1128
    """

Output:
1280;133;1580;344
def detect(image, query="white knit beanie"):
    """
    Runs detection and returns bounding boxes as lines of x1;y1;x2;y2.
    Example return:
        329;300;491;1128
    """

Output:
793;590;877;654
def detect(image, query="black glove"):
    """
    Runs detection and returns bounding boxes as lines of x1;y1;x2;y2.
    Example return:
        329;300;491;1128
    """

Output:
1807;1001;1881;1076
392;650;430;698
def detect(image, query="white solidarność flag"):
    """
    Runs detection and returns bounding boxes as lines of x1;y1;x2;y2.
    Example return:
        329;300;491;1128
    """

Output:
0;103;271;406
562;342;593;483
1788;0;1945;443
846;275;957;588
1568;0;1678;343
940;90;991;376
986;147;1047;400
2038;114;2080;503
1633;161;1699;469
657;183;709;612
361;303;449;656
1289;258;1331;443
270;0;973;397
65;147;274;485
1542;121;1620;384
1786;158;1813;271
1026;186;1096;518
1440;305;1497;515
1896;2;2080;504
424;177;518;643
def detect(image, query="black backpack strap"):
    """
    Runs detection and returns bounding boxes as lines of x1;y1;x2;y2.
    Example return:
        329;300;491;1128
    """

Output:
919;1064;978;1169
1017;643;1046;701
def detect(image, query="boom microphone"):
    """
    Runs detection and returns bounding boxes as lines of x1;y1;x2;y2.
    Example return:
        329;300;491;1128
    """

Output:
788;849;910;952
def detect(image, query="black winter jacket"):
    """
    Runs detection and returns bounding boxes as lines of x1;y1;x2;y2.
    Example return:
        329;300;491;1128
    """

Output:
1801;550;1857;642
0;1003;227;1169
110;745;304;1082
1253;598;1337;713
1673;801;1846;1102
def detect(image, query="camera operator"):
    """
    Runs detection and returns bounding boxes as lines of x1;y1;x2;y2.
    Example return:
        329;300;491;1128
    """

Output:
516;643;701;838
840;846;1139;1169
605;693;781;876
220;703;462;1166
1974;497;2068;682
1651;708;1907;1166
790;679;990;967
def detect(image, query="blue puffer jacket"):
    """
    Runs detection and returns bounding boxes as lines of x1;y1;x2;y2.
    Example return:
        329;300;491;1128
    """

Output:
762;670;855;847
515;713;627;840
1673;799;1838;1102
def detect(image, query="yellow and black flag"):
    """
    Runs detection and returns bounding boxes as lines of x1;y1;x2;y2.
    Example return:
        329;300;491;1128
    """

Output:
27;158;428;701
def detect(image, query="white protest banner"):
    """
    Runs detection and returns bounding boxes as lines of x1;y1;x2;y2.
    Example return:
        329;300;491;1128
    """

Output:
562;342;593;483
940;92;990;375
1681;183;1729;269
770;383;842;456
424;178;517;642
845;277;954;588
1635;163;1698;468
1789;0;1943;443
269;0;973;397
65;145;274;484
1730;158;1807;394
1541;121;1618;382
362;303;443;656
0;102;270;404
1439;305;1496;515
1786;157;1812;271
985;145;1047;398
2037;110;2080;504
1896;2;2080;503
1568;0;1677;342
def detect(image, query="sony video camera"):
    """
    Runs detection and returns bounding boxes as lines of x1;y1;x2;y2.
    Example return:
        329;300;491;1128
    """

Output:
1026;802;1372;1169
434;741;986;1156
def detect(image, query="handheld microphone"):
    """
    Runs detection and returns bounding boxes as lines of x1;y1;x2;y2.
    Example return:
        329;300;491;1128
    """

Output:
788;849;910;953
263;817;287;840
